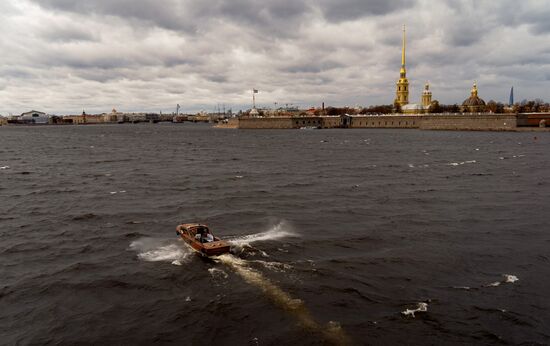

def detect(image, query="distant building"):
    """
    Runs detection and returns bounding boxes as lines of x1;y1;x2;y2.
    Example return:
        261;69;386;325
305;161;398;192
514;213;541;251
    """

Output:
461;82;486;113
19;110;49;124
63;115;85;124
422;83;432;108
102;108;120;123
402;83;433;114
0;116;7;126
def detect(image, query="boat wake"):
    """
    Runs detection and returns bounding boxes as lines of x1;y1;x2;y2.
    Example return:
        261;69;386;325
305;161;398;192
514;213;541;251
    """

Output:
129;238;192;265
215;254;349;345
227;221;297;246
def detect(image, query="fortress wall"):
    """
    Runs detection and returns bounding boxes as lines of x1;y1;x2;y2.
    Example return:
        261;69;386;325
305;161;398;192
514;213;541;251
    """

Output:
238;117;294;129
350;116;421;128
321;117;342;128
234;114;519;131
419;114;518;131
293;117;323;128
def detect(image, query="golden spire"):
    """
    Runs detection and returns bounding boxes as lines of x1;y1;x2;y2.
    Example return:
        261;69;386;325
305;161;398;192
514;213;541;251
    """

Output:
402;24;406;68
395;24;409;107
471;81;478;97
399;24;407;79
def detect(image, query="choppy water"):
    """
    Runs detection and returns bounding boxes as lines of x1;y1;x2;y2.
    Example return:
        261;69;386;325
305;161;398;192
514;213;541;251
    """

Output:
1;124;549;345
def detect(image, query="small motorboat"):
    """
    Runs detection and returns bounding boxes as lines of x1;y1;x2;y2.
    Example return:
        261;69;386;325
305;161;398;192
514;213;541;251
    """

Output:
176;223;231;256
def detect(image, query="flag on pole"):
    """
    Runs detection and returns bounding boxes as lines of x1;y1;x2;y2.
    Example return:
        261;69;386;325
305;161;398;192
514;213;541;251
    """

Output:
253;89;259;93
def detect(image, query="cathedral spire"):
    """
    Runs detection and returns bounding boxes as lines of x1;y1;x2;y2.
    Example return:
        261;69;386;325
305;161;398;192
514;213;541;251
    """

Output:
395;25;409;107
402;24;406;69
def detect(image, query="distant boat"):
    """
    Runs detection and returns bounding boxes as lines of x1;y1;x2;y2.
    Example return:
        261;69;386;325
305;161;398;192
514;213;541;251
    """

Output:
299;126;320;130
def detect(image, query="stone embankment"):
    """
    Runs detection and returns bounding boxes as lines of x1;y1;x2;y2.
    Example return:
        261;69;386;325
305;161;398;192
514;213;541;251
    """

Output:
223;113;550;132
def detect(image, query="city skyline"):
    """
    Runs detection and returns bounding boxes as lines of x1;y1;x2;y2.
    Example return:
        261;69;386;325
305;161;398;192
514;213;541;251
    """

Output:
1;0;549;115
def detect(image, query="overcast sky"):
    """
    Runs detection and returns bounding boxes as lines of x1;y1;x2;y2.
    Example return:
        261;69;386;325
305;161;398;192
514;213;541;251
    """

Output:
1;0;549;115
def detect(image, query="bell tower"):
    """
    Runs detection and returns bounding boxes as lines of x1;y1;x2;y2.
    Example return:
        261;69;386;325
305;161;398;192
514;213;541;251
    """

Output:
422;83;432;107
395;25;409;107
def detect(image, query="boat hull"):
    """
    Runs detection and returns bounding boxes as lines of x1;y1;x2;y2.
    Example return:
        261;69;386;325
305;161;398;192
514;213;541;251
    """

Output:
176;224;230;257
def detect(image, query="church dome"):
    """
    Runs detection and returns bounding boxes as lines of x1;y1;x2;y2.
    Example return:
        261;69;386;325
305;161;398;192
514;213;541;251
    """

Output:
462;96;486;107
462;82;486;107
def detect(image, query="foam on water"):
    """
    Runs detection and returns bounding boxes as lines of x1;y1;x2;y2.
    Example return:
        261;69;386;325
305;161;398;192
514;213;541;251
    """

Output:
252;260;293;273
447;160;477;166
485;274;519;287
504;274;519;283
129;238;192;264
208;267;229;279
216;254;349;345
402;302;428;318
227;221;297;248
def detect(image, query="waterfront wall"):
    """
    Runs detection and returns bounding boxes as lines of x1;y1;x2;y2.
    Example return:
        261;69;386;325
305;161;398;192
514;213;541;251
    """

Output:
419;114;517;131
234;114;521;131
238;117;294;129
350;115;420;129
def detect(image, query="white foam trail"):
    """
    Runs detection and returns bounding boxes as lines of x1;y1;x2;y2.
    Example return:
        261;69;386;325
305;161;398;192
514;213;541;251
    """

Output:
0;166;10;170
216;254;349;345
227;222;297;248
129;238;192;264
401;302;428;318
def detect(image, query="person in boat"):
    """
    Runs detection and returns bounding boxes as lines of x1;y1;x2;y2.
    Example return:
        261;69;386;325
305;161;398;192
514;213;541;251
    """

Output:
194;228;204;241
194;227;213;243
202;229;214;243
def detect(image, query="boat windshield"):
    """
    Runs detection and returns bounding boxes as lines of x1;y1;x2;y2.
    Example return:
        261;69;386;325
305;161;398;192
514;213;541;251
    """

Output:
192;226;210;236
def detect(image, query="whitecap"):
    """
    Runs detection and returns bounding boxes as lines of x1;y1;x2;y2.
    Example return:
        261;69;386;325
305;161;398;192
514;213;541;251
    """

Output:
0;166;10;170
402;302;428;318
486;274;519;287
447;160;477;166
504;274;519;283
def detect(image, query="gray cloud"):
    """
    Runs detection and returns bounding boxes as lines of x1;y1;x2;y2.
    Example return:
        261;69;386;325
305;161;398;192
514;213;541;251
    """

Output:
1;0;549;115
319;0;415;22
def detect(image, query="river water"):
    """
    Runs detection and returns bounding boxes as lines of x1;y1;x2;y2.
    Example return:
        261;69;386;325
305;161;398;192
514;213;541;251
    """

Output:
1;124;549;345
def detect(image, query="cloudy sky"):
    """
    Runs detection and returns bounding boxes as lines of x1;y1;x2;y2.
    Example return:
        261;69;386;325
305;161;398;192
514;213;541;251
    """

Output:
1;0;549;115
